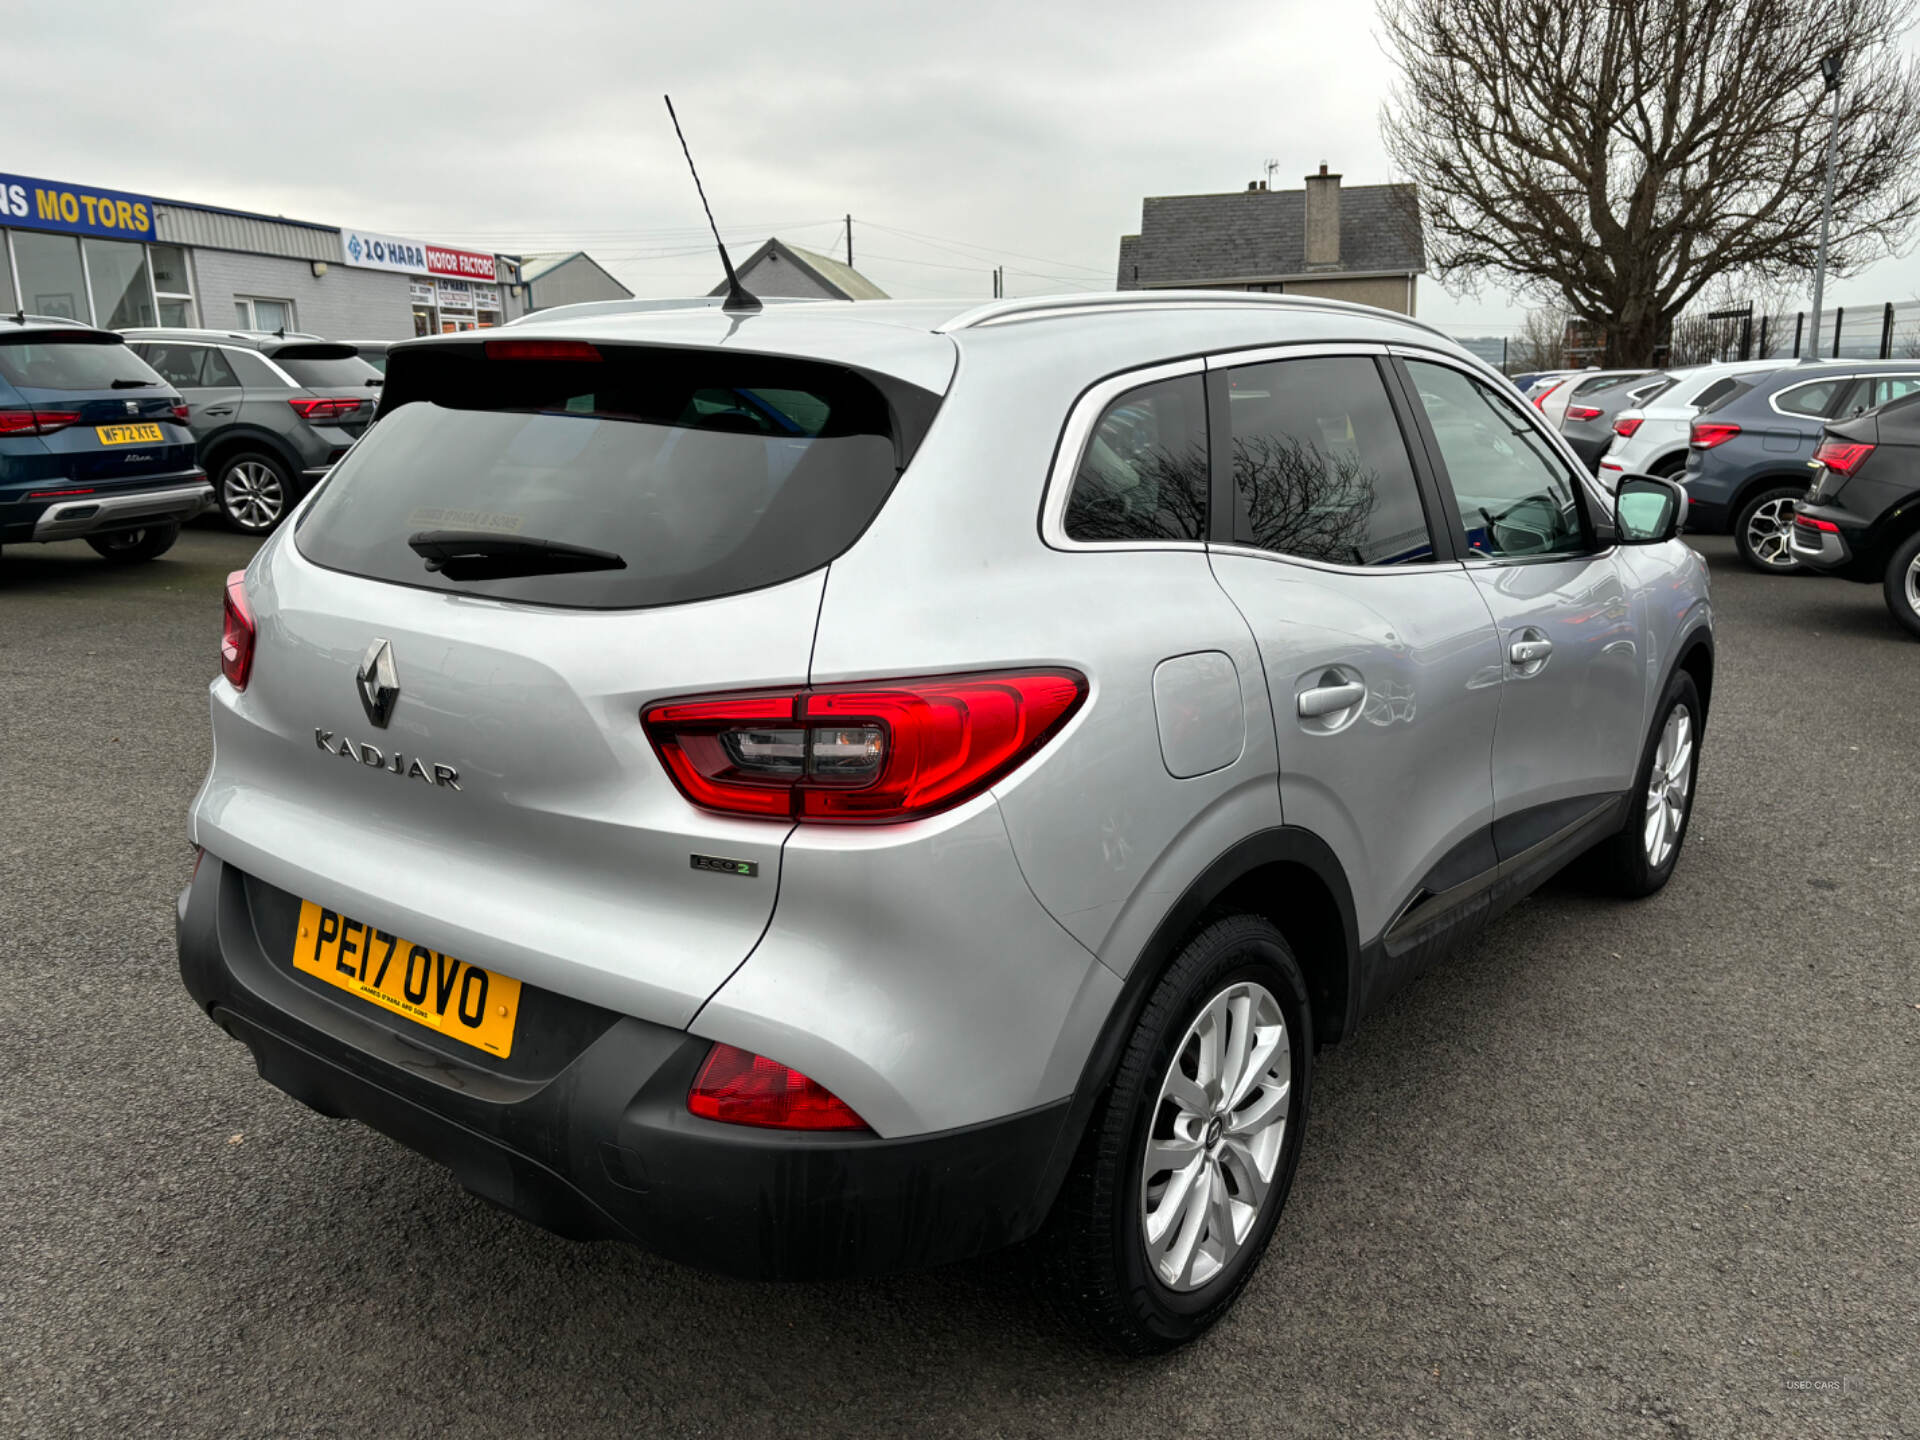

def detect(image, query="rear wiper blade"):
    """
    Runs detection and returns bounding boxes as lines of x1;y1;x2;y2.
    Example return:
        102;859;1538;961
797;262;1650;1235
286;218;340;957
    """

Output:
406;529;626;580
111;378;157;388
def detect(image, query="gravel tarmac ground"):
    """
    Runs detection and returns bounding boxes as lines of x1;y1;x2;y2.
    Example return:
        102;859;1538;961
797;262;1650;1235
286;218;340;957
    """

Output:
1;527;1915;1438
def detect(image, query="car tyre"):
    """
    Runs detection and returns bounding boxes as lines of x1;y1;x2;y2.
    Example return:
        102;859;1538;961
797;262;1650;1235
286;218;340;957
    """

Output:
1042;914;1312;1355
85;523;181;563
1882;529;1920;640
1585;670;1703;898
1733;485;1805;573
215;451;294;534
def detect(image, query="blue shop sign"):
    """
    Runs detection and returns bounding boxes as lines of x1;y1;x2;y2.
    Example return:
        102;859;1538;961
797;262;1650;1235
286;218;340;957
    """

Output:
0;171;156;240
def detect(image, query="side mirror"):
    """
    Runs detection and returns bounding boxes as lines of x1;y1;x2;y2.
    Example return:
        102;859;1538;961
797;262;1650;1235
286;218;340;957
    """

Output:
1615;474;1686;544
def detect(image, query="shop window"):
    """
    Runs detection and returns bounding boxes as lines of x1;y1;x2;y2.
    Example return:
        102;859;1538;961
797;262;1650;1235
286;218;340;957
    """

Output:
84;238;157;329
148;244;195;328
10;230;88;320
0;232;13;311
235;296;294;333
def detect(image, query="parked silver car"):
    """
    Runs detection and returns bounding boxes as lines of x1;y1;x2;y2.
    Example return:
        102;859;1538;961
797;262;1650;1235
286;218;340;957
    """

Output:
176;293;1713;1353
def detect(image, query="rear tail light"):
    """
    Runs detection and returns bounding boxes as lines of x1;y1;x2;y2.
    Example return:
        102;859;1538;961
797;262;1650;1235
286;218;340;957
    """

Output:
0;407;81;436
1613;416;1643;438
1689;421;1741;449
1812;438;1875;477
687;1043;868;1131
220;570;255;690
171;401;191;425
643;669;1087;823
1532;380;1567;411
484;339;601;361
1564;405;1603;422
287;396;366;423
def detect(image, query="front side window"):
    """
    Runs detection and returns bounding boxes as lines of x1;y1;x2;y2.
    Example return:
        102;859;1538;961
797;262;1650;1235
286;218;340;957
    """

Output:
1223;355;1434;566
1869;376;1920;410
1404;360;1586;560
1061;373;1208;543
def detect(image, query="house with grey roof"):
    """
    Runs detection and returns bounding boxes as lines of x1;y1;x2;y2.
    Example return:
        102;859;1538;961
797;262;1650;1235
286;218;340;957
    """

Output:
710;238;888;302
1117;166;1425;315
518;252;634;312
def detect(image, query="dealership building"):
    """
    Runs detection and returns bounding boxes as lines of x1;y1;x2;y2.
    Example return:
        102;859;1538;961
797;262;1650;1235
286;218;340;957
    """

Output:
0;169;631;341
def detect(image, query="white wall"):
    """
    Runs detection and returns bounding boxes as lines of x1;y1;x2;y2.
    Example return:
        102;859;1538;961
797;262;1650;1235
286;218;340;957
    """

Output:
186;249;416;339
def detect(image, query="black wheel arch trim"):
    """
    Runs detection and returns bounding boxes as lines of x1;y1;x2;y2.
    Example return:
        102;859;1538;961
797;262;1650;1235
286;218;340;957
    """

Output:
201;428;305;485
1032;826;1361;1222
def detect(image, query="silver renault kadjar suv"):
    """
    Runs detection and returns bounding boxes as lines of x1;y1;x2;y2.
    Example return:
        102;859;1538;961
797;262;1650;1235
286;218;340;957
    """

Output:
177;293;1713;1353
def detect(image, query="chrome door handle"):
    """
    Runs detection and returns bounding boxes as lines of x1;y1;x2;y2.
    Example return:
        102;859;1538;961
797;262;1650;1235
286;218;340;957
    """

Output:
1510;637;1553;665
1297;681;1366;718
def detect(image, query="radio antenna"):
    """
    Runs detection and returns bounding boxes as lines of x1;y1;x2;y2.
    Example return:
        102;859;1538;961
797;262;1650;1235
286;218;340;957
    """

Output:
664;95;761;314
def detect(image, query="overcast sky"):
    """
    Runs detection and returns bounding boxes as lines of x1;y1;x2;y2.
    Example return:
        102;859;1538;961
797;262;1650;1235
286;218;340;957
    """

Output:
9;0;1920;336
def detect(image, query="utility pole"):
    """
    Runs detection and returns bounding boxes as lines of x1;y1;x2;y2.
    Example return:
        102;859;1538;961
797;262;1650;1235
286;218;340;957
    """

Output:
845;214;853;269
1808;51;1845;362
992;265;1003;298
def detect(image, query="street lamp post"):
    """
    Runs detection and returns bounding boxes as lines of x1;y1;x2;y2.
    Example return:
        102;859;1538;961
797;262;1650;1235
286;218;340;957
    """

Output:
1808;50;1844;360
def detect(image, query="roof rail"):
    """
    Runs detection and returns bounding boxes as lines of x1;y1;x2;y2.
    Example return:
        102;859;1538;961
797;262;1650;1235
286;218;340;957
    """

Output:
936;289;1456;343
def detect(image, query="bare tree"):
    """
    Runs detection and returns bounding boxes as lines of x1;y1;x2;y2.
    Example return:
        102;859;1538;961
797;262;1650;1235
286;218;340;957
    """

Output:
1382;0;1920;365
1509;307;1569;371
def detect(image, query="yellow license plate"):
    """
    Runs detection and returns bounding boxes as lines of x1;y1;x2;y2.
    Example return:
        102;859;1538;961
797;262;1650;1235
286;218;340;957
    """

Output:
95;422;165;445
293;900;522;1057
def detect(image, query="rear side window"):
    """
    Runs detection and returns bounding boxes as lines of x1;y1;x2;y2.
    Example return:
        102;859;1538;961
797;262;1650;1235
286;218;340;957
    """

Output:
225;349;289;388
1571;371;1649;398
1223;356;1433;566
0;336;163;391
1062;374;1208;543
138;342;209;388
1773;378;1845;417
295;346;924;610
1689;377;1741;411
1696;379;1754;416
275;350;384;389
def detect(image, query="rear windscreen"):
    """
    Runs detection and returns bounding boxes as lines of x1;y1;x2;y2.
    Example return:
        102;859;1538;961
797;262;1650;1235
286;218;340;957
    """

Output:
0;336;163;391
294;346;925;609
276;353;384;389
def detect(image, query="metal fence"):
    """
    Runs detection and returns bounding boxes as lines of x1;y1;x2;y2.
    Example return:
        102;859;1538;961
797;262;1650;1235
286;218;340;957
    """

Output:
1670;301;1920;364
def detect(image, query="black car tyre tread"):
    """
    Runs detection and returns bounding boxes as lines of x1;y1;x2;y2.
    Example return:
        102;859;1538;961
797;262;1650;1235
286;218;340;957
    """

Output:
1882;529;1920;640
85;523;181;563
1584;670;1704;898
1041;914;1312;1355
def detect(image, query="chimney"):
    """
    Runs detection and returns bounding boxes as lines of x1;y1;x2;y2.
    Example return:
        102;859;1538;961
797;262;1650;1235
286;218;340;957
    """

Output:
1304;162;1341;267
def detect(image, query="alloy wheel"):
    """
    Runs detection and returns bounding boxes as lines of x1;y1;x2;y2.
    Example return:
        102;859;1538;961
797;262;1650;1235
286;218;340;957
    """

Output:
1643;703;1694;869
1905;552;1920;617
222;460;285;532
1743;496;1800;570
1139;980;1291;1292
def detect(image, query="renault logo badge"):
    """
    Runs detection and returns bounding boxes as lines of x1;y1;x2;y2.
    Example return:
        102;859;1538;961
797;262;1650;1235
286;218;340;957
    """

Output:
356;638;400;729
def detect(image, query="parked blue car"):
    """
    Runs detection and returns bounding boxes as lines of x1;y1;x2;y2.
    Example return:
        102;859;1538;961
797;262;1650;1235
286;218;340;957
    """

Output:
1683;359;1920;573
0;315;210;564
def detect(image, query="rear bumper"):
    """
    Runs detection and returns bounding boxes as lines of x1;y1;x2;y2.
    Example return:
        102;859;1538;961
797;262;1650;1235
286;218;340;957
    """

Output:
1789;501;1872;577
176;853;1070;1280
31;473;212;540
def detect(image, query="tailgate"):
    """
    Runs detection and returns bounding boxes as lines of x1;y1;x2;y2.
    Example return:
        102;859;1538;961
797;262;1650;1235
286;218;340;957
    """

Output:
196;537;820;1030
